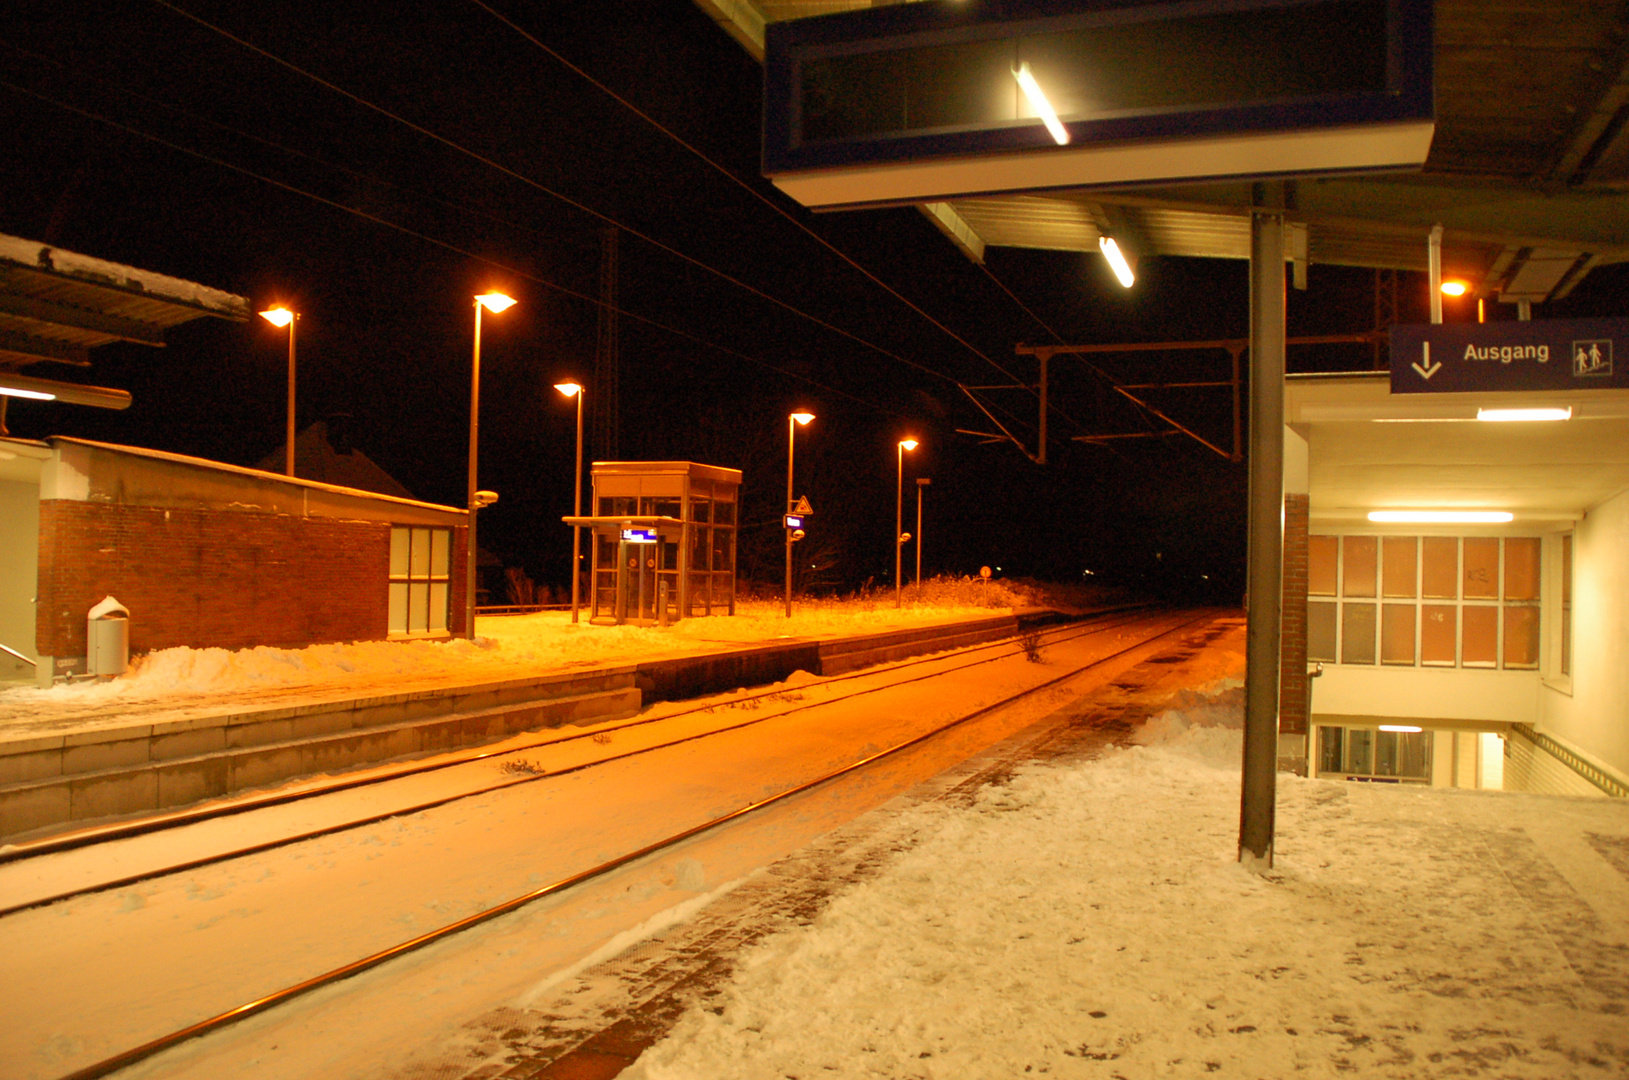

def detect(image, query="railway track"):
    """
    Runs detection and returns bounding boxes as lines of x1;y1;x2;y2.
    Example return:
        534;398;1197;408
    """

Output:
7;607;1216;1080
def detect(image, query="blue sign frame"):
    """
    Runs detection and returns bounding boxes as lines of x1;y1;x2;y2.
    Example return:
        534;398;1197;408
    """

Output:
1390;319;1628;394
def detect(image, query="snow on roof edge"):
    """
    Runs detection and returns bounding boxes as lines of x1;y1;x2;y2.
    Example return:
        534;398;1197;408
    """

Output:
0;234;251;321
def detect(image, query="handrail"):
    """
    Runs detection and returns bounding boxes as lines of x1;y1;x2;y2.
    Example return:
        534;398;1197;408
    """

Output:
1510;723;1629;798
0;642;36;668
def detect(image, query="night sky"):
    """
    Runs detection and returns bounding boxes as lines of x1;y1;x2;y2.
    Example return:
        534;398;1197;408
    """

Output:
4;0;1624;602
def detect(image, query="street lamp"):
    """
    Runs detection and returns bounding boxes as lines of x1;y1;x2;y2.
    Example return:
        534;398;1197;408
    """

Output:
259;305;297;477
916;477;932;594
895;438;917;608
555;381;585;623
785;411;815;617
467;292;516;640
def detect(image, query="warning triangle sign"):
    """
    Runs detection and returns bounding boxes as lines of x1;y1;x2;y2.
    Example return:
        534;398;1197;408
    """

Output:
792;496;814;515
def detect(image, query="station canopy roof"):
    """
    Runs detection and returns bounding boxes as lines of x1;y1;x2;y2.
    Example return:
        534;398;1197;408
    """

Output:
696;0;1629;303
0;233;250;374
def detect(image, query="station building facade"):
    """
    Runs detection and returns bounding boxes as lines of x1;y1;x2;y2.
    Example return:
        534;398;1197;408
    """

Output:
1;436;467;686
1280;373;1629;797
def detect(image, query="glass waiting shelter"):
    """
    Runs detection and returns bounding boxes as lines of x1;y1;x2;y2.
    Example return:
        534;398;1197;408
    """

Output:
564;461;741;625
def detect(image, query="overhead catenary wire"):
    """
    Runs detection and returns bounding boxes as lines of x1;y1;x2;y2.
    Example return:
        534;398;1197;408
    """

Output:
142;0;968;391
0;75;895;419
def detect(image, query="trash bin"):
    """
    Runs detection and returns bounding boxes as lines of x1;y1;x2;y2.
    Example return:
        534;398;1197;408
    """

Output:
87;596;130;678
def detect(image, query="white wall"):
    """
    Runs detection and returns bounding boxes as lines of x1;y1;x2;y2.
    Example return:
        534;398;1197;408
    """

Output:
1312;665;1541;724
1539;485;1629;779
0;478;39;677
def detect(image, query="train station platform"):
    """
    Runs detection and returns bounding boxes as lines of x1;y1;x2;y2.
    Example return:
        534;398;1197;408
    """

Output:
0;605;1078;840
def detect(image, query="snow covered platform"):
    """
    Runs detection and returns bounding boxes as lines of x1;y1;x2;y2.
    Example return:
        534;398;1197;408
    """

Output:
0;602;1064;838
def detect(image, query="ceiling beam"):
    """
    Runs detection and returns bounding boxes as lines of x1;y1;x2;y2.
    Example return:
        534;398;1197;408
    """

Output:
0;294;169;347
0;330;91;368
1546;39;1629;188
917;203;986;264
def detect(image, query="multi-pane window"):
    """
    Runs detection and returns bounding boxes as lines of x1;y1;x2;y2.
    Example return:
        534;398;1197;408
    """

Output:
1317;725;1433;783
389;527;451;635
1308;535;1540;670
1560;533;1573;678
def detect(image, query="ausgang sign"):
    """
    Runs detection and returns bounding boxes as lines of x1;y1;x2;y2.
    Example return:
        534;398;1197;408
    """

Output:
1390;318;1628;394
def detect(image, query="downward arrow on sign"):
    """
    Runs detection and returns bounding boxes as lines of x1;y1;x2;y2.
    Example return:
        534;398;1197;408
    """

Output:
1412;341;1440;380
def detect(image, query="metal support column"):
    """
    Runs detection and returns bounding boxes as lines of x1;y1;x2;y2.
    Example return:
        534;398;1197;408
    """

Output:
1240;204;1286;871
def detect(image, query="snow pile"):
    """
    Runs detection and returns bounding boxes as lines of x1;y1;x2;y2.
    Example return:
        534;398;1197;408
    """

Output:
0;599;1027;713
625;684;1629;1080
1132;677;1245;768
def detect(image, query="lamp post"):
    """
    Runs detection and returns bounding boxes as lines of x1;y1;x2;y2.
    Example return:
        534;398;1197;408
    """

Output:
467;292;516;640
555;381;585;623
895;438;917;608
259;306;297;477
785;411;815;617
916;477;931;594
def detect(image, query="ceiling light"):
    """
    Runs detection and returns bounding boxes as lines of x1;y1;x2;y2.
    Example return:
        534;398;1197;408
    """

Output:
1477;406;1571;422
0;373;131;409
1367;510;1514;524
1379;725;1423;733
1012;62;1069;146
0;384;56;401
1439;281;1468;296
1099;236;1135;288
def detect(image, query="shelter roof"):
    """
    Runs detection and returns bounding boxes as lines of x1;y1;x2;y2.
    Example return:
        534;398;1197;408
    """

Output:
0;234;250;372
696;0;1629;302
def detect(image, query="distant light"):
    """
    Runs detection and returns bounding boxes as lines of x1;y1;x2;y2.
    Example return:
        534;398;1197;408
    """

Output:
1099;236;1135;288
900;438;918;451
1379;725;1423;733
1477;406;1571;422
1439;281;1469;297
554;382;583;398
1368;510;1514;523
476;292;516;313
1012;62;1070;146
791;411;815;425
259;306;294;328
0;384;56;401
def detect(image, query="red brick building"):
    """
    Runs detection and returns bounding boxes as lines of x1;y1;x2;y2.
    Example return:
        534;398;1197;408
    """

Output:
2;436;466;686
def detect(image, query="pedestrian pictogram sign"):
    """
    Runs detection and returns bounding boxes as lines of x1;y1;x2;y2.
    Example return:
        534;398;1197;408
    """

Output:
791;496;814;515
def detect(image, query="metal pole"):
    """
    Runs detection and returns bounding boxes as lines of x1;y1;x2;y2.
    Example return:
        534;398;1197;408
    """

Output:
1038;353;1048;466
570;390;583;623
466;300;481;641
1240;204;1286;871
915;480;925;593
785;415;795;618
285;313;297;477
895;443;904;608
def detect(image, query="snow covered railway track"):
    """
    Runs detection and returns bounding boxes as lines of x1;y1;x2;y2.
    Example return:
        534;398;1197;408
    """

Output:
0;608;1155;917
8;609;1214;1080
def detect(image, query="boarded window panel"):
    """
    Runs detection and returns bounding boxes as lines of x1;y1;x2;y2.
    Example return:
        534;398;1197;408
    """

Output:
409;528;430;577
1421;604;1456;666
1382;536;1417;597
390;528;409;577
1309;601;1337;661
1503;606;1539;668
1341;602;1377;664
1503;537;1540;601
388;582;408;634
408;582;429;633
1422;536;1458;598
1342;536;1377;597
1309;535;1338;596
1381;603;1415;665
430;529;450;575
428;583;448;632
1308;601;1337;662
1463;605;1498;666
1463;537;1499;599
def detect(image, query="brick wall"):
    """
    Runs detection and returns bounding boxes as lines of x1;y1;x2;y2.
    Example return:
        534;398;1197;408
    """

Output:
37;501;470;656
1279;492;1310;736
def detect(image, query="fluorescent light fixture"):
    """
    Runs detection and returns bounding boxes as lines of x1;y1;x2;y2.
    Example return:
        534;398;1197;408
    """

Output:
475;292;516;313
1368;510;1514;524
1477;406;1571;422
791;411;815;425
1012;62;1069;146
259;306;294;328
1439;281;1468;296
1099;236;1135;288
0;372;131;409
1379;725;1423;733
0;384;56;401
